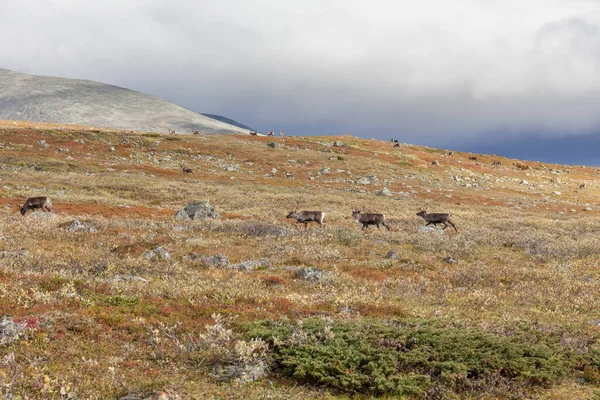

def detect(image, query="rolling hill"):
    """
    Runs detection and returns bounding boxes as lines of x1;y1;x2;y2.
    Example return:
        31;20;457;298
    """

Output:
0;120;598;399
0;68;253;134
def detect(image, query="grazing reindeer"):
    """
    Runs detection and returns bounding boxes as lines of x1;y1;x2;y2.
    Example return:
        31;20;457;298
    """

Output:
168;129;176;134
180;164;193;174
447;151;454;156
286;211;325;229
492;161;502;166
579;183;587;190
416;210;458;232
20;196;53;215
267;131;274;136
393;143;400;148
469;156;477;161
192;130;199;135
352;210;390;231
249;131;258;136
390;139;399;143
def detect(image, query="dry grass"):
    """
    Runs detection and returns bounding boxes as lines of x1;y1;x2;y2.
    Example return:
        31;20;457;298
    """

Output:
0;122;599;398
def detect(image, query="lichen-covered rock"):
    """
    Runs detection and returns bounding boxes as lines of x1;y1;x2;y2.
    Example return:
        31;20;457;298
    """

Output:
418;226;443;234
174;201;220;221
144;245;171;261
28;211;55;220
378;187;392;197
0;317;27;346
231;258;271;271
203;254;230;268
297;267;333;282
67;220;98;232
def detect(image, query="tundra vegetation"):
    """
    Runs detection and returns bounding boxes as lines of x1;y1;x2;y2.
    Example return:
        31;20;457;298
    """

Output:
0;120;599;398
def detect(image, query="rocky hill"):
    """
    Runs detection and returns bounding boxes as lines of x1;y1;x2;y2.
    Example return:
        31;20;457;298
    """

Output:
0;68;253;134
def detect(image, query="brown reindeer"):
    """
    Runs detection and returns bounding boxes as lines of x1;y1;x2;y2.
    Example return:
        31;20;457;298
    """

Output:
192;130;199;135
352;210;390;231
20;196;53;215
180;165;193;175
286;211;325;229
416;210;458;232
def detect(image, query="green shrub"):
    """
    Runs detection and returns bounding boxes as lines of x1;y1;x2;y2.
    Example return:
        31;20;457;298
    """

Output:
243;318;583;397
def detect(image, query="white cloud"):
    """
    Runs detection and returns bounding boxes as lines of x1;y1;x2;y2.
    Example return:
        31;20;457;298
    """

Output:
0;0;599;141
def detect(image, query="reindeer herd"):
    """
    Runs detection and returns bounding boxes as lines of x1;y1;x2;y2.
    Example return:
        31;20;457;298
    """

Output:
18;195;455;234
286;209;458;232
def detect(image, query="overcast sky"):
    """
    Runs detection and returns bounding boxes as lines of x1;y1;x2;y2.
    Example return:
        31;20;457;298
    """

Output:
1;0;600;156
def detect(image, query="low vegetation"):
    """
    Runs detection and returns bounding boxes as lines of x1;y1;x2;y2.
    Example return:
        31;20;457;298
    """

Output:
0;120;599;398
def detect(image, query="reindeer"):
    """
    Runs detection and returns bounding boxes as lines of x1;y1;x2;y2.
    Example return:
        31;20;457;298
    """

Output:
393;143;400;148
192;130;199;135
20;196;53;215
279;132;285;136
286;211;325;229
469;156;477;161
579;183;587;190
352;210;390;231
249;131;258;136
180;164;193;175
168;129;176;134
286;171;293;179
416;210;458;232
492;161;502;166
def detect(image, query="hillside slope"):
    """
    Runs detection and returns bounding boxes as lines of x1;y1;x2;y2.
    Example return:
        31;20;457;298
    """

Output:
0;69;252;134
0;120;598;399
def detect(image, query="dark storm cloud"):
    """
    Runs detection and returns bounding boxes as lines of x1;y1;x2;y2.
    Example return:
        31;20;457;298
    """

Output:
1;0;600;148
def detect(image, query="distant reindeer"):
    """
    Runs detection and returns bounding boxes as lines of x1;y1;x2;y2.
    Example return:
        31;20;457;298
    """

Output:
352;210;390;231
391;139;399;143
267;131;274;136
447;151;454;156
249;131;258;136
469;156;477;161
286;211;325;229
168;129;176;134
192;130;199;135
416;210;458;232
492;161;502;166
279;132;285;136
393;143;400;148
579;183;587;190
286;171;293;179
20;196;53;215
180;164;193;175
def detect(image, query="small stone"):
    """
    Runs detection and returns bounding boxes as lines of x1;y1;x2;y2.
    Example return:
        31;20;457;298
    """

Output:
109;146;115;152
297;267;333;281
231;258;272;271
27;211;55;220
385;250;401;259
319;167;330;174
418;225;443;234
333;141;346;147
584;206;592;211
267;141;280;148
553;191;561;195
174;200;220;220
203;254;230;268
378;187;392;197
356;177;371;185
144;245;171;261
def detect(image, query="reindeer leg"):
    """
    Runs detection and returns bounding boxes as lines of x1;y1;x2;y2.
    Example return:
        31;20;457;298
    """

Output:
448;221;458;233
383;222;390;231
305;222;308;229
426;222;432;226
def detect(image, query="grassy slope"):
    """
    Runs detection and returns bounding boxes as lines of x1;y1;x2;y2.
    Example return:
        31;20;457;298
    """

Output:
0;120;599;398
